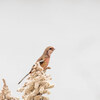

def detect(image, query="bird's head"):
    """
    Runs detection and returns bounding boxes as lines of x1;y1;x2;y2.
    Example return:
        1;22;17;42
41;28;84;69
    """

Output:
43;46;55;57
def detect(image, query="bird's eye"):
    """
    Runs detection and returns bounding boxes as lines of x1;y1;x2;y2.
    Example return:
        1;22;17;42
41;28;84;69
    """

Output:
49;48;52;50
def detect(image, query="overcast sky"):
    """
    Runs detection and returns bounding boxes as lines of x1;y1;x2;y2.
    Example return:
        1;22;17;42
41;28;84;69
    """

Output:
0;0;100;100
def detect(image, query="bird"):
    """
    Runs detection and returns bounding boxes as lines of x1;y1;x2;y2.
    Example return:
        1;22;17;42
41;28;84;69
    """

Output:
18;46;55;84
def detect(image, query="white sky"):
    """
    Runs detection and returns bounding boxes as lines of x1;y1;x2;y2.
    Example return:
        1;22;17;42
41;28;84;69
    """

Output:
0;0;100;100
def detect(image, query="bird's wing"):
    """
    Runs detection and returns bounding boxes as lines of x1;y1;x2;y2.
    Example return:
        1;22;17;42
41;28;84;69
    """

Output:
39;59;44;63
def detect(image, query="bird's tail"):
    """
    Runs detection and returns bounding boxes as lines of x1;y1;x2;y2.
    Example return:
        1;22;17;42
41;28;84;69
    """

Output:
18;73;30;84
18;65;35;84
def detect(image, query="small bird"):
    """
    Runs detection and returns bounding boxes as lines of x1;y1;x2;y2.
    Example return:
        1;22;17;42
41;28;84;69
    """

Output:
18;46;55;84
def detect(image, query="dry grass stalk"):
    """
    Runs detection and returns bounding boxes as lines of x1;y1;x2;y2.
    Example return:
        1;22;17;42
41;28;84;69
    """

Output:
18;62;54;100
0;79;19;100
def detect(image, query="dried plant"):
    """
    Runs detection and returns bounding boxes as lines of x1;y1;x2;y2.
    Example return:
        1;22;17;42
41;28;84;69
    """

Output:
18;62;54;100
0;79;19;100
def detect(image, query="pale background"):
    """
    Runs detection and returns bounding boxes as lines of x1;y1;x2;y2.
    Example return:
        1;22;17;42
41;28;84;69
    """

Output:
0;0;100;100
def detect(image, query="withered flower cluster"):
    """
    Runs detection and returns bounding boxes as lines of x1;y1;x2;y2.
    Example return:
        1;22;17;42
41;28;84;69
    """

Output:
18;62;54;100
0;79;19;100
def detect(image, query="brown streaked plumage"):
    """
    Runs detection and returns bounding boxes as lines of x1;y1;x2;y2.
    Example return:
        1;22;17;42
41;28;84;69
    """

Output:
18;46;55;84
